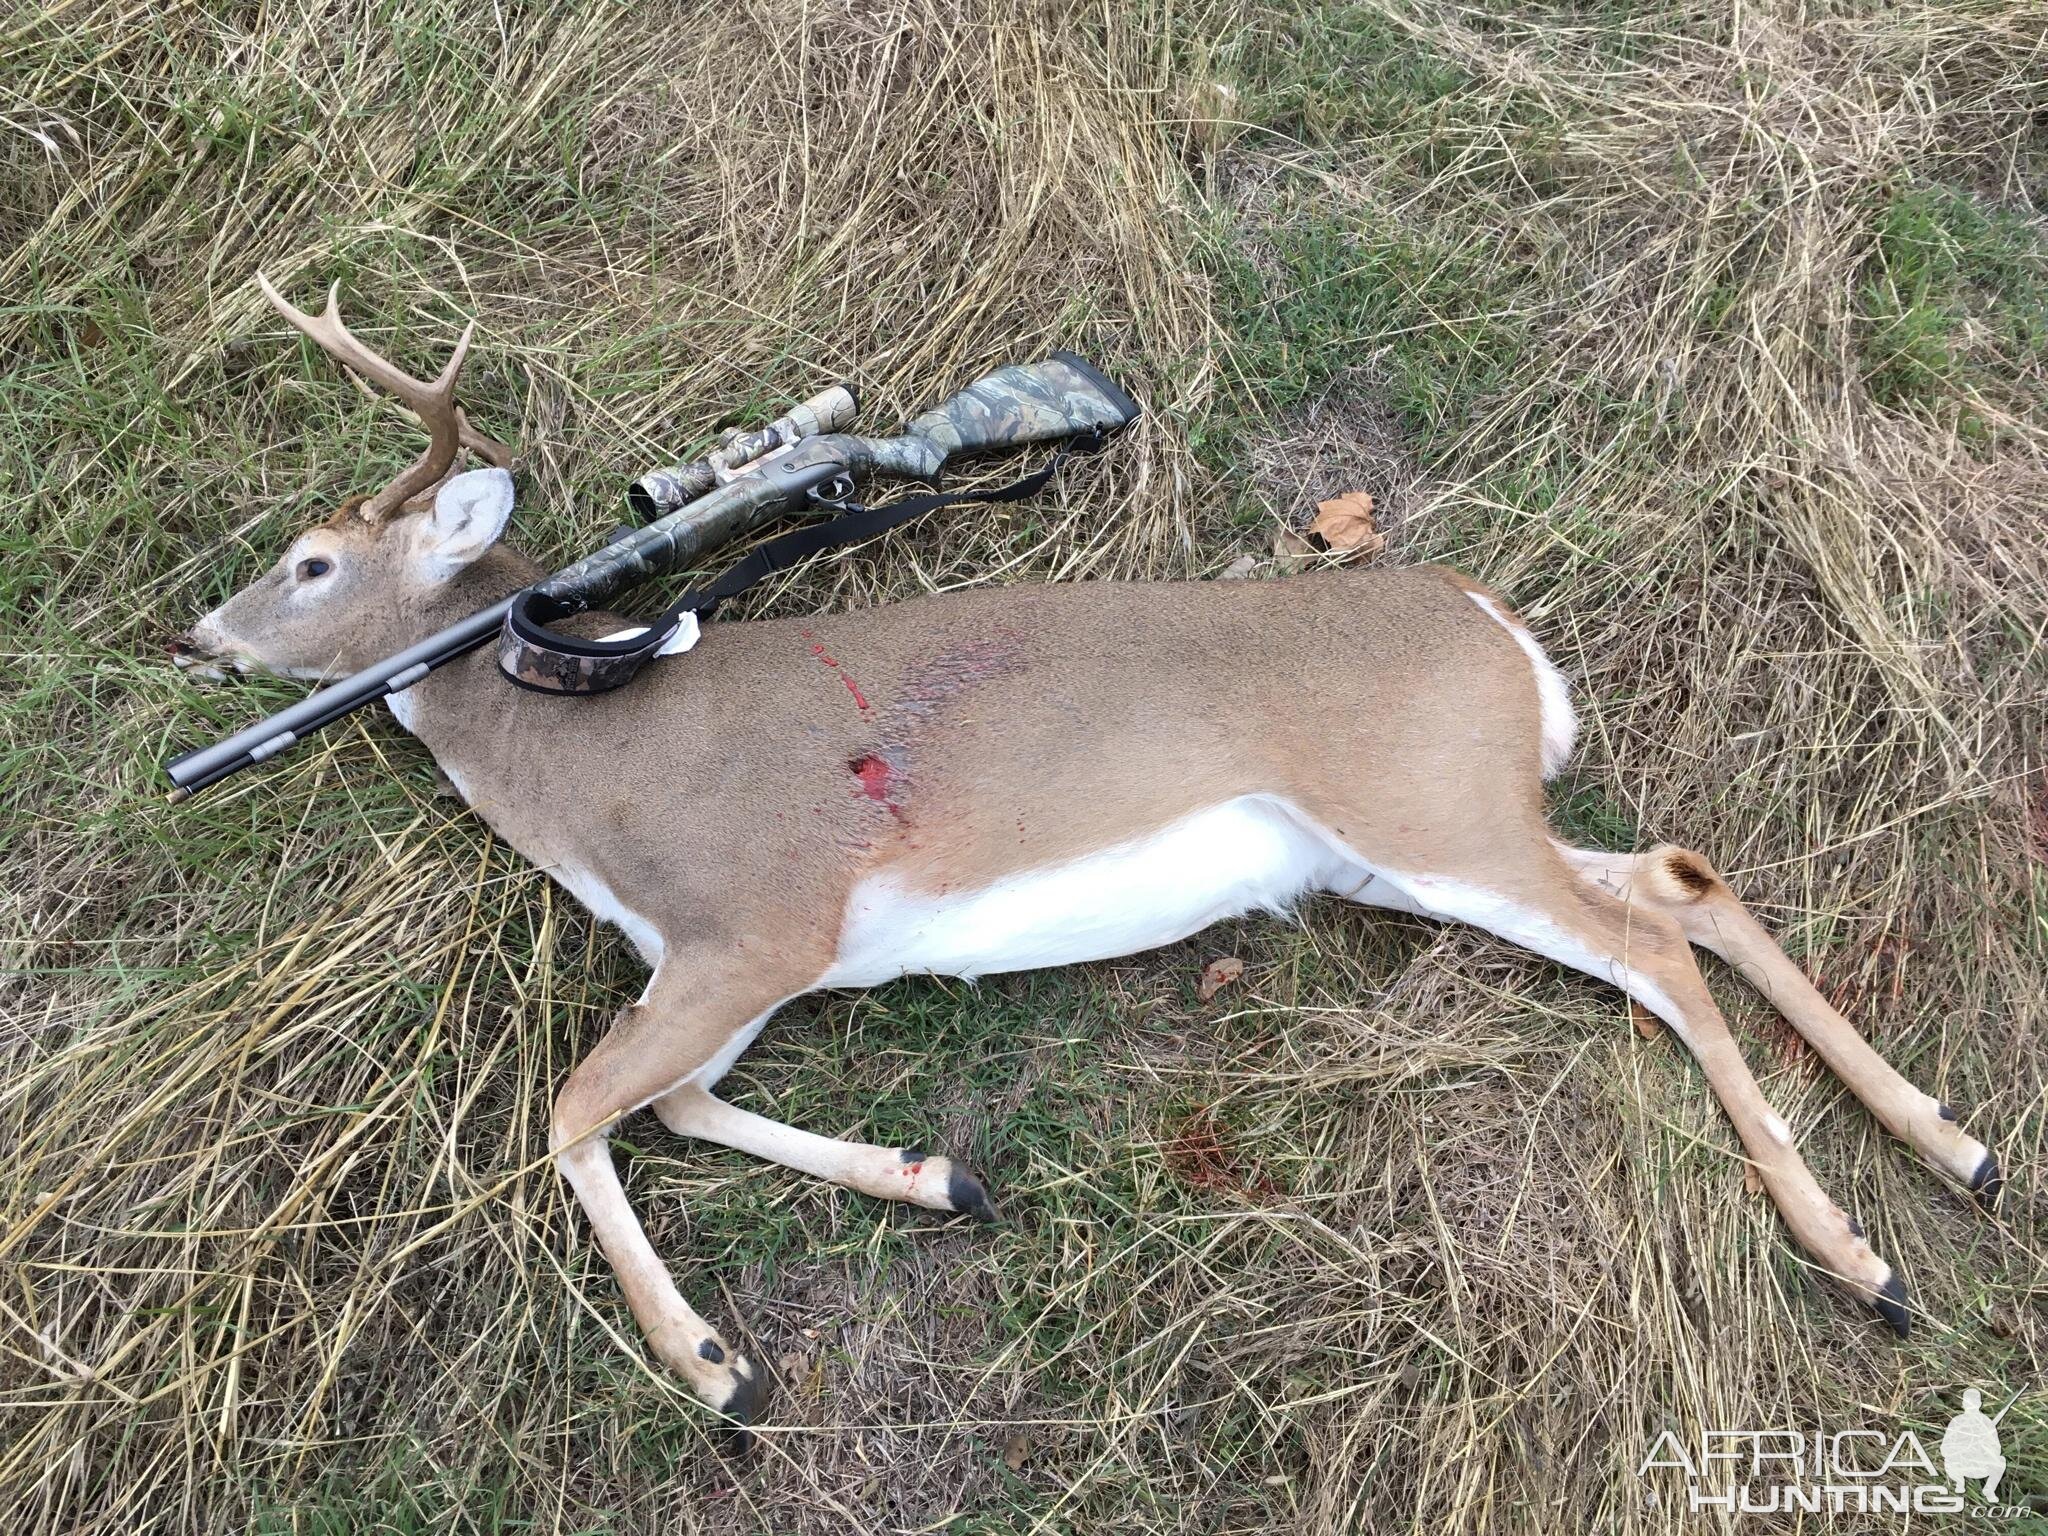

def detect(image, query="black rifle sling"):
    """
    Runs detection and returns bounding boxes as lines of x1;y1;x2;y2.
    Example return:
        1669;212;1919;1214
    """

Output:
496;430;1108;696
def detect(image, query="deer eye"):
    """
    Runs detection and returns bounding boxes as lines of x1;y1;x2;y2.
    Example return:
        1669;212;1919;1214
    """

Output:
296;557;332;581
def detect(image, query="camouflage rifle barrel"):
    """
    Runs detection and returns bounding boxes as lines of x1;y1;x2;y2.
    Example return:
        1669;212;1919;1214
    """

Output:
627;384;859;522
537;465;830;614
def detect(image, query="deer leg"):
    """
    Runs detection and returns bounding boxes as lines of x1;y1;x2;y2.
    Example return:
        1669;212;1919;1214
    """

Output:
649;1084;999;1221
1360;848;1911;1334
1557;843;2000;1207
550;969;812;1427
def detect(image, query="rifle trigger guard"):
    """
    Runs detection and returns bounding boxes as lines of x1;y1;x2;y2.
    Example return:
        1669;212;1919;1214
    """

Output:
807;473;861;512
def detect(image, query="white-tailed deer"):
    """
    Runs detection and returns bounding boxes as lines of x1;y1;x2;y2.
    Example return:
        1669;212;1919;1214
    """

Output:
177;291;2002;1430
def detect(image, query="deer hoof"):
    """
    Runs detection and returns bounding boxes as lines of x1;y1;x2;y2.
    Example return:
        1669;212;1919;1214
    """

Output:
1871;1272;1910;1339
712;1355;771;1450
947;1163;999;1223
1969;1152;2003;1211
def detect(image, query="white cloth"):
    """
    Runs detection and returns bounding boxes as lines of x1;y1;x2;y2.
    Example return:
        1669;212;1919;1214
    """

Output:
596;611;700;658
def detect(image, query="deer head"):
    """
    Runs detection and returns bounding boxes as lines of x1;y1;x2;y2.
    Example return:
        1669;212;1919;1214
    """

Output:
176;277;518;680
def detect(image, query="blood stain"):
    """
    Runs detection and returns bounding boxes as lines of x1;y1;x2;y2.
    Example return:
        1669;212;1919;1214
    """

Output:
801;627;870;711
849;754;892;802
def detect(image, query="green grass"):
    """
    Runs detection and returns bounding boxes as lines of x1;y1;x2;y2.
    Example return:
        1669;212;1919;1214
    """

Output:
1208;4;1471;146
1860;181;2048;422
1207;213;1532;437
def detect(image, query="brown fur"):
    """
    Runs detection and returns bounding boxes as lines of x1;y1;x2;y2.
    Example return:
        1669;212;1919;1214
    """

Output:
386;547;1548;945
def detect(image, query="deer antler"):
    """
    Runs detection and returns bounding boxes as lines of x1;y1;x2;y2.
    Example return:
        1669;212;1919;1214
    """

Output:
255;272;513;520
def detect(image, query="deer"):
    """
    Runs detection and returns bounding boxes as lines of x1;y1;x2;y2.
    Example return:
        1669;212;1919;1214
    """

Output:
175;286;2003;1430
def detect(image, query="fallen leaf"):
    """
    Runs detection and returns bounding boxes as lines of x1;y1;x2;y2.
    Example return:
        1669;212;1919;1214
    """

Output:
1309;490;1384;557
1742;1160;1764;1196
1198;956;1245;1002
1630;1002;1662;1040
775;1348;823;1397
1002;1432;1030;1471
1184;80;1243;154
1274;526;1318;571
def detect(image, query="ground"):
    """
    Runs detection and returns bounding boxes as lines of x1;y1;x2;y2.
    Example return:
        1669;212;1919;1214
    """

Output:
2;1;2045;1531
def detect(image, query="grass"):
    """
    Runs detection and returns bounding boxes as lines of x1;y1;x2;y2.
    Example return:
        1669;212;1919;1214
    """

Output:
4;0;2047;1531
1861;181;2048;424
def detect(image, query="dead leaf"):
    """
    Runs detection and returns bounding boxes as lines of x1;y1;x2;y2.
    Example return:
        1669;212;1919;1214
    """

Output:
1274;526;1317;571
1630;1002;1662;1040
1002;1432;1030;1471
1184;80;1242;154
1309;490;1384;557
775;1348;822;1397
1198;956;1245;1002
1742;1161;1764;1197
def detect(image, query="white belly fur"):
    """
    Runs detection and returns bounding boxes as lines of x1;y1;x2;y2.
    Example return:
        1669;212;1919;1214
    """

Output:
820;794;1399;988
548;858;667;970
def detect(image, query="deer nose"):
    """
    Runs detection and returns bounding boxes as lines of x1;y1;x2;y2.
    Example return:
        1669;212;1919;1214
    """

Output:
170;624;230;673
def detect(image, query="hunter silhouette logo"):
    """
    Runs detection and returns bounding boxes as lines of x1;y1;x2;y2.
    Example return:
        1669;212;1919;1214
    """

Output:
1639;1389;2026;1516
1941;1389;2012;1502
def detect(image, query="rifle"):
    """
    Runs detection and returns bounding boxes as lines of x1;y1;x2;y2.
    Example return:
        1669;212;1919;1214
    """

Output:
164;353;1140;802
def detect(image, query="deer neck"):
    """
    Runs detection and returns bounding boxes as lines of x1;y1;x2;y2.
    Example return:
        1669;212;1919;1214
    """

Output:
378;544;572;778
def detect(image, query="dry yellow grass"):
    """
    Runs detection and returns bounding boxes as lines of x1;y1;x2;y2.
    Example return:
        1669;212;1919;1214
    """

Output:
3;0;2044;1531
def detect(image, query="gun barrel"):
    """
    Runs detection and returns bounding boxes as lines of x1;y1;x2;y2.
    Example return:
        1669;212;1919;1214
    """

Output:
164;600;515;798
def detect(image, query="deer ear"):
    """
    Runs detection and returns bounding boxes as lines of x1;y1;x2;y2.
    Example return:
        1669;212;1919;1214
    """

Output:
417;468;514;581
